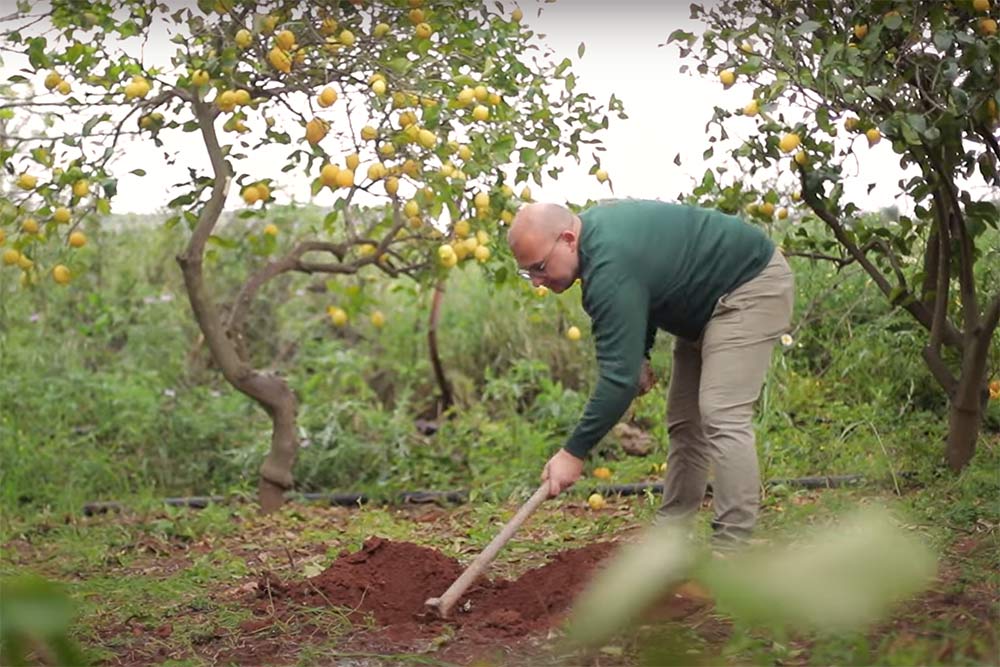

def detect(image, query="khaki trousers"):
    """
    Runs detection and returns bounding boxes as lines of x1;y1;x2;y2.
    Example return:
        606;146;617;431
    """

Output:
658;249;794;547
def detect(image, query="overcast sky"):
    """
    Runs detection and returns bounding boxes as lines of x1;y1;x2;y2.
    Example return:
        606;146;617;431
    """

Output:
2;1;932;216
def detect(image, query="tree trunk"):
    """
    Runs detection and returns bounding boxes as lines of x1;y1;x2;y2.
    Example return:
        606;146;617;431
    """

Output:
428;279;453;413
945;325;993;470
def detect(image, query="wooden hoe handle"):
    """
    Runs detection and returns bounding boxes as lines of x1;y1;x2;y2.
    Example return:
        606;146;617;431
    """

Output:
425;483;550;618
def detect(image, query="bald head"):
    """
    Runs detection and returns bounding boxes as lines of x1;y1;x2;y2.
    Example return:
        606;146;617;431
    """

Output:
507;202;576;252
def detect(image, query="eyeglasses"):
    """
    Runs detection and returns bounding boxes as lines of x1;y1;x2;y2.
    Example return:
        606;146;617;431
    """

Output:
517;234;562;280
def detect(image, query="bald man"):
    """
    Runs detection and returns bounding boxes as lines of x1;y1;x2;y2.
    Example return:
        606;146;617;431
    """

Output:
508;199;794;549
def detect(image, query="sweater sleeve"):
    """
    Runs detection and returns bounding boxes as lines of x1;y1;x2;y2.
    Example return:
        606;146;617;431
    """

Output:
563;273;649;459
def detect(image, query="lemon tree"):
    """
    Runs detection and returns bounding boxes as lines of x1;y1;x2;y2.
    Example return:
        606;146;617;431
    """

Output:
669;0;999;470
1;0;621;510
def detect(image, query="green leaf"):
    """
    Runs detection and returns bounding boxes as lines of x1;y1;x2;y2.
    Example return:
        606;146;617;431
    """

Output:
794;21;821;36
577;41;585;58
932;31;953;52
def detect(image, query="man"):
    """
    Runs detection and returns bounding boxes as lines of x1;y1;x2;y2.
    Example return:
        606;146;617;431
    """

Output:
507;199;794;549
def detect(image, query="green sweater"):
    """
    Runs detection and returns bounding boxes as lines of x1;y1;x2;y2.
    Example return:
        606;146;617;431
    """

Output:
564;199;774;459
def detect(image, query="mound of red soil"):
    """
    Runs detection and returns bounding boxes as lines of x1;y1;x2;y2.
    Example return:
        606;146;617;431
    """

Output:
250;537;618;645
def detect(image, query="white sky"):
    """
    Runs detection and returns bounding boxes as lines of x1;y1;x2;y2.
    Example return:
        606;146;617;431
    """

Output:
1;1;943;216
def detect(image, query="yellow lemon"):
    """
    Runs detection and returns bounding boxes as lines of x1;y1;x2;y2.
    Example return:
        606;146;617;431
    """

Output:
973;0;990;10
361;125;378;141
320;163;340;188
346;153;361;170
417;128;436;148
472;104;489;121
776;207;788;220
511;7;523;22
305;118;329;145
233;89;251;106
474;245;490;262
979;18;997;35
69;231;87;247
372;79;387;95
57;80;71;95
566;326;581;341
335;168;355;188
743;99;759;116
242;185;261;204
44;71;62;90
779;132;801;153
866;127;882;146
370;310;385;328
339;29;356;46
415;22;432;39
587;493;606;510
373;22;390;38
328;306;348;326
263;223;278;236
275;29;296;50
52;264;71;285
720;69;736;87
2;249;20;265
854;24;868;39
595;169;608;183
235;29;252;48
384;176;399;196
794;150;808;166
21;218;39;234
53;207;71;224
268;47;292;73
844;116;859;132
593;466;612;480
191;69;210;86
473;191;490;209
17;173;37;190
318;86;338;107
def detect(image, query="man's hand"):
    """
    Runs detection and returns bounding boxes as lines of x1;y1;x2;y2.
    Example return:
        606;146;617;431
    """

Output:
637;358;657;397
541;449;584;497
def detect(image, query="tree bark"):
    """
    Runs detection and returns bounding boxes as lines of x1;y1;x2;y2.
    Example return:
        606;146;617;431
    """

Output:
428;279;453;413
179;100;300;512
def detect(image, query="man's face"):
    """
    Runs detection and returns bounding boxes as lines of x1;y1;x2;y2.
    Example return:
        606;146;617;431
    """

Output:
514;230;577;293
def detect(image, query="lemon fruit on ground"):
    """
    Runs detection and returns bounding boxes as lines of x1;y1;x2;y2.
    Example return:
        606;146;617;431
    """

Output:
52;264;71;285
69;231;87;247
587;493;606;510
593;466;612;480
328;306;348;326
566;326;582;341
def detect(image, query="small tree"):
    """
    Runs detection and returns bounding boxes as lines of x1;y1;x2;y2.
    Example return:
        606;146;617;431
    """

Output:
1;0;621;509
669;0;1000;470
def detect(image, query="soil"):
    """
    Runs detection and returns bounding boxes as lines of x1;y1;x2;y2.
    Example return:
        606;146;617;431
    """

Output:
226;536;677;663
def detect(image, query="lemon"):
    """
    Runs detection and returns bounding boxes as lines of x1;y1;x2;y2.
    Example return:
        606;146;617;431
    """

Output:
317;87;338;108
794;151;808;166
305;118;329;145
2;249;20;265
473;191;490;209
328;306;348;326
474;245;490;262
242;185;261;204
21;218;39;234
275;29;296;50
472;105;489;121
595;169;608;183
854;24;868;39
417;128;436;148
372;79;387;95
361;125;378;141
346;153;361;170
593;466;612;480
53;207;71;224
44;71;62;90
52;264;71;285
370;311;385;328
743;99;759;116
268;47;292;73
719;69;736;87
57;80;71;95
779;132;801;153
339;29;356;46
404;199;420;217
384;176;399;196
373;22;390;38
320;163;340;188
235;29;252;48
191;69;210;86
263;223;278;236
335;168;355;188
866;127;882;146
587;493;606;510
567;326;581;341
415;22;432;39
511;7;523;22
69;231;87;247
17;173;37;190
776;207;789;220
